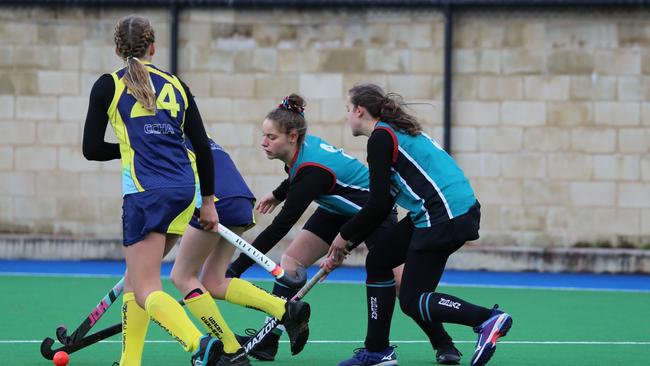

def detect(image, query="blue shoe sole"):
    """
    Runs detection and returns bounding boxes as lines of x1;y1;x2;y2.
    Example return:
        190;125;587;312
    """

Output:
339;360;398;366
471;314;513;366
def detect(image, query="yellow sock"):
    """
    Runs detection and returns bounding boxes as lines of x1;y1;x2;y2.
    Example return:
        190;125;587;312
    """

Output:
144;291;202;353
185;292;240;354
225;278;286;320
119;292;149;366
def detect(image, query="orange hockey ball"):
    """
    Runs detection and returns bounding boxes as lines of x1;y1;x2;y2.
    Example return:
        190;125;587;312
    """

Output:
53;351;69;366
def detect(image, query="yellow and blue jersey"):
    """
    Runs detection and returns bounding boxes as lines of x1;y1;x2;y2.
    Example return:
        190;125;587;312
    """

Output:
375;122;476;228
185;137;255;205
107;62;195;196
288;135;370;216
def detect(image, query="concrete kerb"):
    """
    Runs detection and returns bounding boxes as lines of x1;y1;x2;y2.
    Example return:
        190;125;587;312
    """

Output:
1;235;649;274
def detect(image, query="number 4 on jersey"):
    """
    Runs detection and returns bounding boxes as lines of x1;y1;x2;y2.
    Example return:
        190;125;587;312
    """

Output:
130;82;180;118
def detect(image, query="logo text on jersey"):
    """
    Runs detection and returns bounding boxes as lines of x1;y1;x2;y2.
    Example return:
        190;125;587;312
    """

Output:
144;123;175;135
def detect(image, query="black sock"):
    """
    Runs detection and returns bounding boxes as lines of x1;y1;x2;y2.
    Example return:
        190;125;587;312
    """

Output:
363;279;396;352
421;292;492;327
413;318;453;349
228;254;255;278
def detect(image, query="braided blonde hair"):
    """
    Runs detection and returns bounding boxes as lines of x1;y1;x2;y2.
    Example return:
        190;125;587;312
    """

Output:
114;15;156;112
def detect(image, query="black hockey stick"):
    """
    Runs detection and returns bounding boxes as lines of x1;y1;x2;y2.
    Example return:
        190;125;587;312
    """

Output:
41;298;185;360
55;277;124;346
41;322;122;360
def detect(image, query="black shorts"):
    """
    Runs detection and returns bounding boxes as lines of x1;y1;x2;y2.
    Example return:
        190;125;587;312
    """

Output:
411;200;481;252
303;207;398;248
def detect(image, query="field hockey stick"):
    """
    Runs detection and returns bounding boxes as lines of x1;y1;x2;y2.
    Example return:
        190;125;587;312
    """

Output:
193;209;307;288
54;277;124;346
40;322;122;360
40;296;187;360
40;277;124;359
216;223;306;288
242;241;355;356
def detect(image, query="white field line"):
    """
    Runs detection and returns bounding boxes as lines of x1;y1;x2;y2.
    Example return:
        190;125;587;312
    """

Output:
4;340;650;345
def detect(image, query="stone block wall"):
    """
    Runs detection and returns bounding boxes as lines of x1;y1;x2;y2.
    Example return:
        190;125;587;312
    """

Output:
0;7;649;254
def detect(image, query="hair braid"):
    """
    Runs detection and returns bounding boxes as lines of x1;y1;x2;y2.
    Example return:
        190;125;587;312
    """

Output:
114;15;157;113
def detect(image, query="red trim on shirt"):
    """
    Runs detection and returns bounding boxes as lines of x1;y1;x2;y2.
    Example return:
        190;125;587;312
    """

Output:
287;144;301;169
295;162;337;192
375;126;399;164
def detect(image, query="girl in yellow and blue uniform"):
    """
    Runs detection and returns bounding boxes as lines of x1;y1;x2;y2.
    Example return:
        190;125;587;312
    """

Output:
170;137;312;364
82;15;225;366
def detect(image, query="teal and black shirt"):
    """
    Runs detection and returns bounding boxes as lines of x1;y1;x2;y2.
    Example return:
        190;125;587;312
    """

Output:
341;122;477;243
250;134;372;255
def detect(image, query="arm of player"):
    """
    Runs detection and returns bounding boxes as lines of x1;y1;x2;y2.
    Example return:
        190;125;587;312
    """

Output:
180;79;218;231
336;129;396;246
82;74;120;161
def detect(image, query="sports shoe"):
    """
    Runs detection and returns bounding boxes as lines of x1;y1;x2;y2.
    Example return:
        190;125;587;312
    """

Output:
216;348;251;366
191;335;224;366
338;346;398;366
435;343;462;365
280;300;311;355
470;305;513;366
235;328;280;361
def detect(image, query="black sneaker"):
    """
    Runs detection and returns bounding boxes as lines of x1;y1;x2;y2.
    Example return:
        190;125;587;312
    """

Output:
235;328;280;361
280;300;311;355
191;335;224;366
216;348;251;366
436;343;462;365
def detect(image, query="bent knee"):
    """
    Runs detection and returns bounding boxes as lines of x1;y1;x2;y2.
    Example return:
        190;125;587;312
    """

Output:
280;254;303;275
398;295;420;319
169;268;184;289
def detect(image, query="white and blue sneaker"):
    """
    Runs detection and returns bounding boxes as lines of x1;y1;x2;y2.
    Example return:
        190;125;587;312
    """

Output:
338;346;398;366
470;305;513;366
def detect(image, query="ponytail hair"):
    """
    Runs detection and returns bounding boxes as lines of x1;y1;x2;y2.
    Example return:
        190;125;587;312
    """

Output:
348;83;422;136
114;15;157;113
266;94;308;144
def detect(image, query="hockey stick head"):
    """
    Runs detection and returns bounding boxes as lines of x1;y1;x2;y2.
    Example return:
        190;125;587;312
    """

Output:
40;337;56;360
275;264;307;289
56;325;72;345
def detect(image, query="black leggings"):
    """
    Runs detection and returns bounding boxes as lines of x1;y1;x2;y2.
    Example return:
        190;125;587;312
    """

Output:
365;212;491;347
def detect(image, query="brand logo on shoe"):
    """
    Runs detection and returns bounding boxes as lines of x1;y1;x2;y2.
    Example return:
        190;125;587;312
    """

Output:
381;350;396;361
244;319;278;353
438;298;461;309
